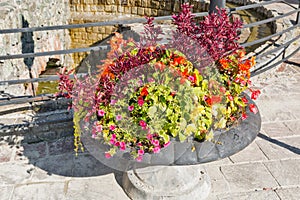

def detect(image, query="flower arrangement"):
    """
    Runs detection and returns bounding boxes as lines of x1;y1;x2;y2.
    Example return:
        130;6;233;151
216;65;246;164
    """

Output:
57;4;260;161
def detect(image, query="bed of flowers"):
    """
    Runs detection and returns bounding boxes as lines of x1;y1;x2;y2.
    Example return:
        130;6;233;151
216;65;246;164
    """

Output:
57;4;260;162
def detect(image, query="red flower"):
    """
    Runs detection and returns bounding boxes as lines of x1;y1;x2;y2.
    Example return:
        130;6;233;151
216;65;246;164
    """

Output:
249;104;258;114
251;89;261;100
242;113;248;120
242;96;248;104
140;86;149;97
204;96;212;106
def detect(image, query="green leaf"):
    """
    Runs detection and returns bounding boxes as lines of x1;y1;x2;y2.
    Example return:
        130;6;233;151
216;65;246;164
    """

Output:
148;106;157;119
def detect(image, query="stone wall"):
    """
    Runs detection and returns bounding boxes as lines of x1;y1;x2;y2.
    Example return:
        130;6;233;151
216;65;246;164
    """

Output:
69;0;209;66
0;0;72;96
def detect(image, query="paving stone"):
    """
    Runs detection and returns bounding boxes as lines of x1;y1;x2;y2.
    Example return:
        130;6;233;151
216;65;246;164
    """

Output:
0;186;13;200
217;190;280;200
33;154;75;177
261;122;294;138
21;142;48;160
0;143;14;162
0;162;33;185
72;153;116;177
284;121;300;135
30;167;69;182
256;136;300;160
66;176;130;200
219;163;278;192
229;141;268;163
275;187;300;200
11;182;65;200
48;137;74;156
264;159;300;186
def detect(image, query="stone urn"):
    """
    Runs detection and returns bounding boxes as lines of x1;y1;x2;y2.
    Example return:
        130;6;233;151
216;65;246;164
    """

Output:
79;95;261;200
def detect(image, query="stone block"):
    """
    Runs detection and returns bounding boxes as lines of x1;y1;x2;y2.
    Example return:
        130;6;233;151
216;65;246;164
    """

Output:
256;136;300;160
220;163;278;192
131;7;137;14
104;5;112;12
0;186;13;200
90;5;97;12
261;122;294;138
151;9;158;16
96;5;104;12
48;137;74;156
218;190;280;200
0;162;33;185
66;176;129;199
0;144;13;162
137;7;144;16
34;154;75;176
83;5;91;12
264;159;300;186
229;141;268;163
144;8;151;16
99;27;106;34
124;6;131;14
11;182;65;200
276;188;300;200
22;142;48;159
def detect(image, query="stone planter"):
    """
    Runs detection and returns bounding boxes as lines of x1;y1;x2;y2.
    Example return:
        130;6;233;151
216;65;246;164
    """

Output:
80;96;261;199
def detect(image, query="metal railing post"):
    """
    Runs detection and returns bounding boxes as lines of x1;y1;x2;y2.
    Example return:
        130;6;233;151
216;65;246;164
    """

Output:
297;0;300;24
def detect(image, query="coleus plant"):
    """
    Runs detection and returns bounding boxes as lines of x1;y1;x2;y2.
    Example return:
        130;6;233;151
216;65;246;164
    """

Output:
57;3;260;161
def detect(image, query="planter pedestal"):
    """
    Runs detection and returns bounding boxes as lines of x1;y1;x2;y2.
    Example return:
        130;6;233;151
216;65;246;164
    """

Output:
122;165;211;200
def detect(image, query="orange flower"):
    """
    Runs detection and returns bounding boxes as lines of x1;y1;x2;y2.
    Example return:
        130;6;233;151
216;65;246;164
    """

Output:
238;51;246;58
219;58;229;69
238;60;251;71
140;86;149;97
173;56;185;66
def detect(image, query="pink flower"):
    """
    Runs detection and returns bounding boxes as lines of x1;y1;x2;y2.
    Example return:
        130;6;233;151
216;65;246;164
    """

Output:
116;115;122;121
152;139;160;147
249;104;258;114
146;133;153;140
110;99;117;105
138;149;144;155
138;99;144;107
242;113;248;120
128;105;134;111
111;134;116;140
164;141;170;147
92;134;96;138
105;152;112;159
240;80;246;86
251;89;261;100
136;156;143;162
115;141;120;147
227;95;233;101
139;120;147;128
110;125;116;131
137;142;142;147
98;109;105;116
188;75;195;82
96;125;103;132
153;147;160;153
120;141;126;151
109;138;115;144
